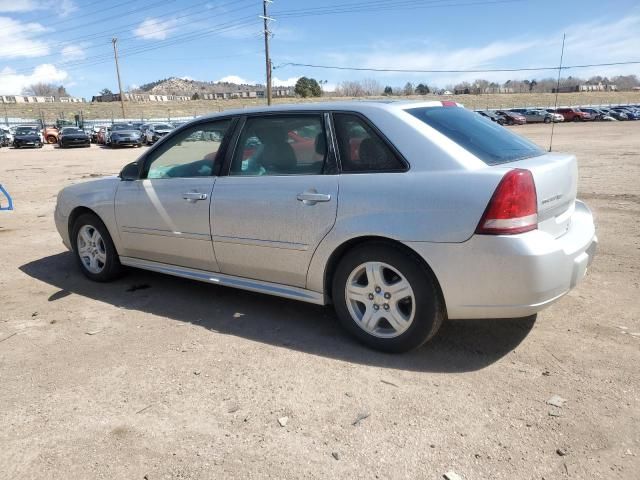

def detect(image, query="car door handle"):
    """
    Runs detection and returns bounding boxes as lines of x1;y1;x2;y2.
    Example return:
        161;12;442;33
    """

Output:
182;192;208;202
297;190;331;205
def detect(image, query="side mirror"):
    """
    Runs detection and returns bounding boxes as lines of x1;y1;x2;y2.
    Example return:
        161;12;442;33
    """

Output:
119;162;140;181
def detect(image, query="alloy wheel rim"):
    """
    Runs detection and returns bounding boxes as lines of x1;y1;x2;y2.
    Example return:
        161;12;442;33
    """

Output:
345;262;415;338
77;225;107;274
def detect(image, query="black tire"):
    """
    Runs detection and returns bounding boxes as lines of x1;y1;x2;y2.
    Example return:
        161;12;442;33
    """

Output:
71;213;123;282
332;242;445;353
543;117;551;124
573;116;580;122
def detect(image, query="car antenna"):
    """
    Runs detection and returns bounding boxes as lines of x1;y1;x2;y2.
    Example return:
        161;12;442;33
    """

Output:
549;33;566;152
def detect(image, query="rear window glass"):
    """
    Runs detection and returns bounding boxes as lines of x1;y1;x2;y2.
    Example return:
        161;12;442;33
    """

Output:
407;106;543;165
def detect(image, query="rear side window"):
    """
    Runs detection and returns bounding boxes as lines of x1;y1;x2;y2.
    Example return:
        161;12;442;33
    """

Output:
333;113;406;172
407;107;543;165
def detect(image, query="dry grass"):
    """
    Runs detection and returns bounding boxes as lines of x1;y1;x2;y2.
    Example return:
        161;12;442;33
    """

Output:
3;91;639;122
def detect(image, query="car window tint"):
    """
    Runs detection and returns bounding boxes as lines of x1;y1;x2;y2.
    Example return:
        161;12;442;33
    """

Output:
145;120;231;179
407;106;543;165
229;115;326;176
332;113;405;172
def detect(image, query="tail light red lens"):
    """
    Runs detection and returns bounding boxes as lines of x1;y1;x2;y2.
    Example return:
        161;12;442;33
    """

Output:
476;169;538;235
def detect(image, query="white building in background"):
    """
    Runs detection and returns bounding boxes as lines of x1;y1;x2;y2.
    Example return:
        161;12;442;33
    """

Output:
0;95;85;103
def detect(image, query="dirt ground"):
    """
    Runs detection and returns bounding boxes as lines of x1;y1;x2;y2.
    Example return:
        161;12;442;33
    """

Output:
0;121;638;480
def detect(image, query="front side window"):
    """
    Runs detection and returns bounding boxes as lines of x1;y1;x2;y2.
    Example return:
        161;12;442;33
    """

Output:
144;119;232;179
333;113;406;172
229;115;327;176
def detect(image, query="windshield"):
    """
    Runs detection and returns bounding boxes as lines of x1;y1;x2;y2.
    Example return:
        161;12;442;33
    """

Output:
112;124;133;131
62;128;83;134
16;127;39;135
407;106;543;165
154;124;173;130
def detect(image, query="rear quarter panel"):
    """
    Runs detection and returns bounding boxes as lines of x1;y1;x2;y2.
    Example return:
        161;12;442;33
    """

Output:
305;169;505;293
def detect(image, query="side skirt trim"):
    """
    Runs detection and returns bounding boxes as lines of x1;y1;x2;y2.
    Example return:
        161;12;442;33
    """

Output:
119;256;327;305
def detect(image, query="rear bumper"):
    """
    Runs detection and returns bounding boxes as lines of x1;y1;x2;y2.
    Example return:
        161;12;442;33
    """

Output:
406;200;597;319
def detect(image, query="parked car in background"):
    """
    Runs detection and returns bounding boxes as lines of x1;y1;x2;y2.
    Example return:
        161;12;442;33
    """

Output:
578;108;607;121
107;124;142;148
13;125;44;148
54;101;597;352
0;126;13;146
495;110;526;125
96;127;109;144
44;125;60;144
90;126;104;143
475;110;505;125
58;127;91;148
611;107;640;120
143;123;174;145
555;107;592;122
599;108;628;121
522;109;562;123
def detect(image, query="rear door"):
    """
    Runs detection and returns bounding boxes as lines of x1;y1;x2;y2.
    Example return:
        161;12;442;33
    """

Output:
211;113;338;287
115;118;234;270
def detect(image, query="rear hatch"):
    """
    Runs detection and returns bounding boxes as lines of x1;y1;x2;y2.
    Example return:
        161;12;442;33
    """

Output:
508;152;577;238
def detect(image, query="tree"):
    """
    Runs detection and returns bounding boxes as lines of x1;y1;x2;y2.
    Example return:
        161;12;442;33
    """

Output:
191;92;200;100
100;88;113;96
360;78;382;96
23;82;61;97
336;81;364;97
529;79;537;92
294;77;322;97
415;83;430;95
383;86;393;95
403;82;414;95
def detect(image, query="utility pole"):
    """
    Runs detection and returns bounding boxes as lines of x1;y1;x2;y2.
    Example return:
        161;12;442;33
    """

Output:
112;37;126;119
261;0;274;105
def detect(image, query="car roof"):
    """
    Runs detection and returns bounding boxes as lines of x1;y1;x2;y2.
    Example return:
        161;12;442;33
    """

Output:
196;100;463;120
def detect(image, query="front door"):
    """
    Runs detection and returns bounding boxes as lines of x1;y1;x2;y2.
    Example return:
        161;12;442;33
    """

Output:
212;113;338;287
115;119;233;271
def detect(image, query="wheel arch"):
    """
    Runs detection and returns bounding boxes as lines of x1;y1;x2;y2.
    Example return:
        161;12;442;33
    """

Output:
322;235;446;311
68;207;106;250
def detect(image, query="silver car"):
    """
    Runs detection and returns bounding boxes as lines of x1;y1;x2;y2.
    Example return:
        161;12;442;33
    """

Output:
522;109;563;123
54;101;597;352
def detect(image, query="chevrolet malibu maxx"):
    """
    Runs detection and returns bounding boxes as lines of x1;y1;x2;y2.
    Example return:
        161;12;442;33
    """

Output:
54;102;597;352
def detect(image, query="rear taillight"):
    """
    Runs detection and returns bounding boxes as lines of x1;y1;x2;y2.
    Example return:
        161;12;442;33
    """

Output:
476;169;538;235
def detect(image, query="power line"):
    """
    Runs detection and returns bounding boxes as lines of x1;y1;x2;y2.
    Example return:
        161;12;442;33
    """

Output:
274;60;640;73
0;15;259;76
274;0;527;17
12;0;256;57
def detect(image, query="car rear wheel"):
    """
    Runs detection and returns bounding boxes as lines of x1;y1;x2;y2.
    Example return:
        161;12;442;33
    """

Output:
46;135;57;144
332;243;445;352
72;213;122;282
543;117;551;124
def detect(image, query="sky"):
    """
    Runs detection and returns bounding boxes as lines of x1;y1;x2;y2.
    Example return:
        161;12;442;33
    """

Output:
0;0;639;98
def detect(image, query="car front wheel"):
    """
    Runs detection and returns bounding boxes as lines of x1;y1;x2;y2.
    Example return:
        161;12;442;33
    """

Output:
332;243;445;352
72;213;122;282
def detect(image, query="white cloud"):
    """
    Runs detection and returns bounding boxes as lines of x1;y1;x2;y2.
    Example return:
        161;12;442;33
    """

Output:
0;0;76;16
134;18;178;40
0;17;49;58
272;76;299;87
0;0;44;12
0;64;69;95
58;0;76;17
217;75;256;85
306;14;640;87
61;44;85;60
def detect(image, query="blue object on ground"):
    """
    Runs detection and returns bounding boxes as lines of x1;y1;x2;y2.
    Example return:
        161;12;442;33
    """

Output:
0;184;13;210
